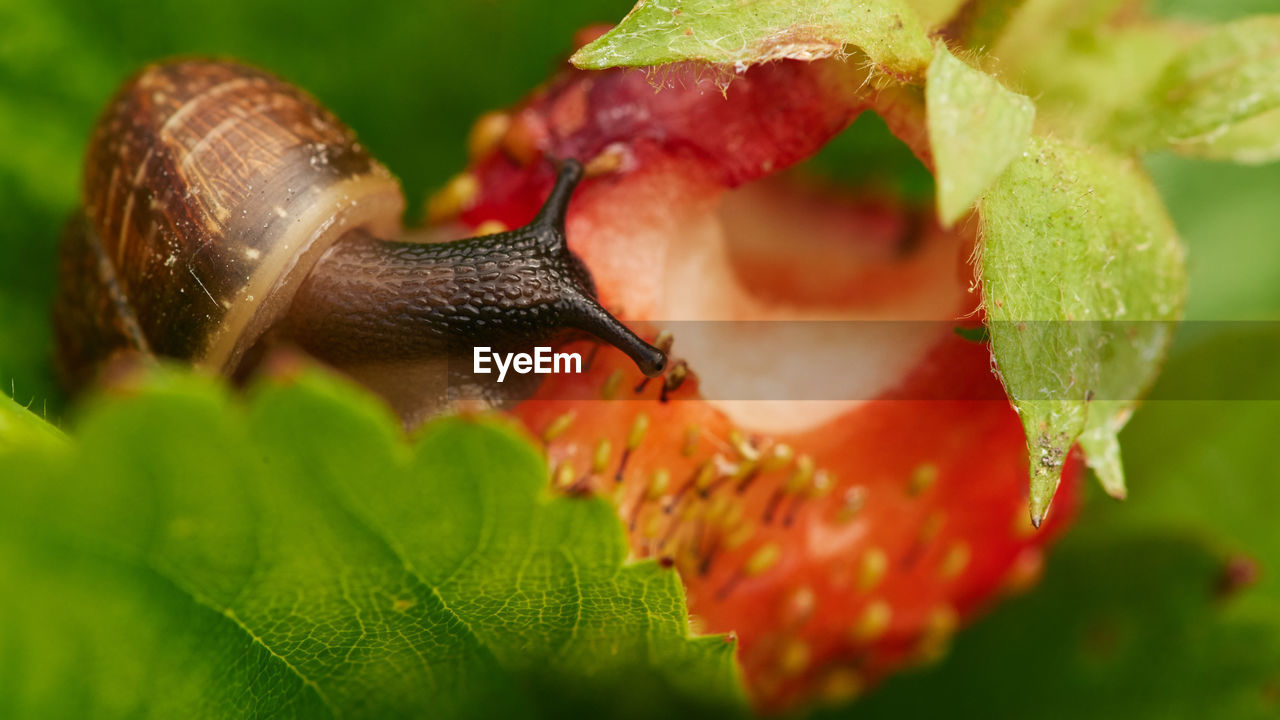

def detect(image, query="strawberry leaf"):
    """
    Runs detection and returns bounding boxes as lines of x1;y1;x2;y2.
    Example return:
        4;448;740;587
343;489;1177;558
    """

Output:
1147;16;1280;162
979;136;1186;524
0;370;744;718
925;44;1035;225
571;0;933;77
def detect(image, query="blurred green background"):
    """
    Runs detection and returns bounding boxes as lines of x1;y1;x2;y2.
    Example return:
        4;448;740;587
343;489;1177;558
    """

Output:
2;0;1279;717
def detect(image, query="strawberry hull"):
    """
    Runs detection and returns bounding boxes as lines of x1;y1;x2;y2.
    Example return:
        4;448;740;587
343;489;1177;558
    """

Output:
445;54;1082;711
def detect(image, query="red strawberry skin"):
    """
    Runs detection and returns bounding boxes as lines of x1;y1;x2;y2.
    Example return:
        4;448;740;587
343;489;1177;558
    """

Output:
439;50;1082;711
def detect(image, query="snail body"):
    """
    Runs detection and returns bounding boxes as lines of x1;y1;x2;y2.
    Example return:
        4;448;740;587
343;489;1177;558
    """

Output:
54;60;665;420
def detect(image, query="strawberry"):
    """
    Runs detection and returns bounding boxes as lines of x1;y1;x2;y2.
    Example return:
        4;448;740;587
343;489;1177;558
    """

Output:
433;43;1081;711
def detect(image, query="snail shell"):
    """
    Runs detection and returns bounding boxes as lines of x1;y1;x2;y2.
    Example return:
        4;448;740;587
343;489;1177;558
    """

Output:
54;60;402;391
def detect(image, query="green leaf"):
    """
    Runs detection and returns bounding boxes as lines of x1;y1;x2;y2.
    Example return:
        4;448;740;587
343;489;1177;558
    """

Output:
979;136;1186;524
1171;107;1280;163
0;369;743;719
986;1;1198;150
571;0;933;76
925;44;1034;225
0;392;63;452
957;9;1280;161
1149;16;1280;162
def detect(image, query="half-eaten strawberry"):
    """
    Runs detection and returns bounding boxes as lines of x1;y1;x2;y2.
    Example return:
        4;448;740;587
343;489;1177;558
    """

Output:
435;50;1082;712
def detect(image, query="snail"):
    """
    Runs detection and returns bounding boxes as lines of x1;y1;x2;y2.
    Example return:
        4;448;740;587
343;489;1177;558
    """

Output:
52;60;666;423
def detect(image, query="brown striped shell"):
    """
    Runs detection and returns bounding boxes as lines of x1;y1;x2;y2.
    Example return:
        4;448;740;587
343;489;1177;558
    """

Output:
54;59;404;392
